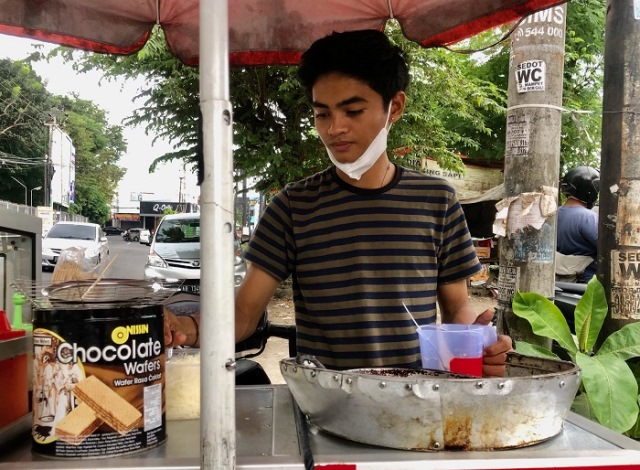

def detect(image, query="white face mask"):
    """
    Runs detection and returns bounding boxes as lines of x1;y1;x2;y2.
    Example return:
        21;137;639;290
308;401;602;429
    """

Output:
323;106;392;180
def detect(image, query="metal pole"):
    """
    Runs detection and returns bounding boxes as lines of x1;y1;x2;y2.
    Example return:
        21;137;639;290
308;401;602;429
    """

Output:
495;5;567;345
30;186;42;206
10;176;27;205
599;0;640;333
199;0;236;469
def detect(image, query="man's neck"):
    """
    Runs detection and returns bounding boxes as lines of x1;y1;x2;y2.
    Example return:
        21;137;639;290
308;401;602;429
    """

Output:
336;156;395;189
564;197;586;208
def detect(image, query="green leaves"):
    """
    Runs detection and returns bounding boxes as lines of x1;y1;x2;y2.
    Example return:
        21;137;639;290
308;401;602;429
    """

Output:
576;352;639;433
513;341;559;359
512;291;577;356
514;278;640;435
575;276;608;352
597;323;640;361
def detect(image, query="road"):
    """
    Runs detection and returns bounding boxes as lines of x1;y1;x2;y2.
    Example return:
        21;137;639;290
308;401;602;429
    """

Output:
42;235;151;284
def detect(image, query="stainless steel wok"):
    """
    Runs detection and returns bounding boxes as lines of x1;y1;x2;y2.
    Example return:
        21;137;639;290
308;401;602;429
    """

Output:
281;353;581;451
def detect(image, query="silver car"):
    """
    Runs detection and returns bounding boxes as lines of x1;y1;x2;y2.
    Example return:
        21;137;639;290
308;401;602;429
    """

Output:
144;213;247;293
42;221;109;271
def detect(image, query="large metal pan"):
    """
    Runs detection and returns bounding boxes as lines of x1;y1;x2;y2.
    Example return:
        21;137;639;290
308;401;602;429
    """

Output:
280;353;581;451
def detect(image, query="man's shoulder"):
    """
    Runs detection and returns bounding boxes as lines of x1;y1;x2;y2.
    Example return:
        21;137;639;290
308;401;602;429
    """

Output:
398;167;458;194
283;167;333;192
559;204;598;219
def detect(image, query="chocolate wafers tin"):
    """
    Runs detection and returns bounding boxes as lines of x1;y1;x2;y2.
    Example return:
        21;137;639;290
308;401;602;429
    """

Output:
32;297;167;459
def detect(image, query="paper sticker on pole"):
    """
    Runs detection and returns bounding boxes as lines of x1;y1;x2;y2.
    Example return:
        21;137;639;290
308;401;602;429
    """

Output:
616;180;640;246
611;249;640;320
516;60;546;93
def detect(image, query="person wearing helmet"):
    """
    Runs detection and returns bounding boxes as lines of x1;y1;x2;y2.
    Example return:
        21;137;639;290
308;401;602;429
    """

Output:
556;166;600;283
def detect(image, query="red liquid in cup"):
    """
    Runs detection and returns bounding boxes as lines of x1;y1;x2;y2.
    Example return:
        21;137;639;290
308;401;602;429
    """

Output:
449;356;482;377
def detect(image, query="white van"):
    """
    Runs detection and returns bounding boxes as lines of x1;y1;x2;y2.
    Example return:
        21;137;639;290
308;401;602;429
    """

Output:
144;213;247;293
42;221;109;270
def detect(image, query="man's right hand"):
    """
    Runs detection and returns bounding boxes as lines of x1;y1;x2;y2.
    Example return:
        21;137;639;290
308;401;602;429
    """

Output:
164;309;189;347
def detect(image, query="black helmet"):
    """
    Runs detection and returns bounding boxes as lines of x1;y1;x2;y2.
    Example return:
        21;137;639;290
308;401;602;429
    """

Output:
561;166;600;209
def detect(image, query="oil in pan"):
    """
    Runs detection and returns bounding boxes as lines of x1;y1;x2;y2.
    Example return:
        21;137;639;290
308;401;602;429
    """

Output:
31;279;171;459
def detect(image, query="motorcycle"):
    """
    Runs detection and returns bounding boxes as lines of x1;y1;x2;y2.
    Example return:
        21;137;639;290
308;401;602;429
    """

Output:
554;281;586;334
164;293;296;385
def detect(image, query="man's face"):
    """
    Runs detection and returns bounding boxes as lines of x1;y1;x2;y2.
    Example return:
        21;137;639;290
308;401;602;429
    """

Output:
312;72;388;164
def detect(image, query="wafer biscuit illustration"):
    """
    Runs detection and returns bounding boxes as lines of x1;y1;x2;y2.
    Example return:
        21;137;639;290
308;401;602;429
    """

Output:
55;403;102;445
73;376;142;435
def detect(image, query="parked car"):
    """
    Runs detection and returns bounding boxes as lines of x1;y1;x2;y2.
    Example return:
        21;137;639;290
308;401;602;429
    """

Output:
42;221;109;271
139;229;152;246
144;213;247;293
103;225;124;236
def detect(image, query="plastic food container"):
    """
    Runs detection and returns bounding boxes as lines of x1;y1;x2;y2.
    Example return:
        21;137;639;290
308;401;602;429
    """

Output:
417;324;497;376
165;349;200;420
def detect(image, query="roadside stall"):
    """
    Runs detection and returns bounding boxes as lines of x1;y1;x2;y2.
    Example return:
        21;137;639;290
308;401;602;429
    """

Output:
4;1;640;470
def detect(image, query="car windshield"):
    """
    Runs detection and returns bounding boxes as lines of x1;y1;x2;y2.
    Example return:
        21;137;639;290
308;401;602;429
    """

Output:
47;224;96;241
155;219;199;243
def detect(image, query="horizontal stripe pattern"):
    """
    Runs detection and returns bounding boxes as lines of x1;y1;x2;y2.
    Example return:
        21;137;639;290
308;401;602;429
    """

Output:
244;166;481;369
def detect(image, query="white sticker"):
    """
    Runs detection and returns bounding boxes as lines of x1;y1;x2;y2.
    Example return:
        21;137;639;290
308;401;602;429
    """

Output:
516;60;546;93
506;113;530;157
498;266;520;303
636;0;640;20
144;383;163;431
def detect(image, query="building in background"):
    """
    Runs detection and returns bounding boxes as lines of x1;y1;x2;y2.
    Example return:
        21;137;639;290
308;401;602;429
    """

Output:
49;127;76;209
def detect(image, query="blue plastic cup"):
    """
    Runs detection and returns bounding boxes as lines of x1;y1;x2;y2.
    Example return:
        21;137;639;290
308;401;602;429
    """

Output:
416;324;496;376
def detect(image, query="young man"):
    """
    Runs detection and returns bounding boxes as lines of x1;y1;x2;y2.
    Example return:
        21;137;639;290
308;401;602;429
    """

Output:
166;29;511;377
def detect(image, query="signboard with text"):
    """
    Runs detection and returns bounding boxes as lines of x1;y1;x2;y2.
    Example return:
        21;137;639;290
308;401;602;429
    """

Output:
139;201;196;215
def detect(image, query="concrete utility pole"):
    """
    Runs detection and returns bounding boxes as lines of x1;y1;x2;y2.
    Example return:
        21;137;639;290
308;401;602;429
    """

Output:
495;5;567;345
599;0;640;335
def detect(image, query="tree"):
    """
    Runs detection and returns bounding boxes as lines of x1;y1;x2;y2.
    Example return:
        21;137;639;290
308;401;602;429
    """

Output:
46;24;508;193
0;57;126;221
560;0;604;173
57;95;126;223
0;58;53;204
444;0;605;173
46;3;604;193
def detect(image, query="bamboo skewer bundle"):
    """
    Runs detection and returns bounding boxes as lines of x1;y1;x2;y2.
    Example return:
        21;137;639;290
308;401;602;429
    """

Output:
51;260;93;284
49;248;118;302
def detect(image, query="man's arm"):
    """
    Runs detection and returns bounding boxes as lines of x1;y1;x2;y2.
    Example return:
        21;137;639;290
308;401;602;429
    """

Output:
164;264;281;347
235;264;281;342
437;279;478;324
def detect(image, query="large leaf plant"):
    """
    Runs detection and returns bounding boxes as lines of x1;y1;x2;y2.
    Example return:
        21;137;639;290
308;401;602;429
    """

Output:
512;277;640;436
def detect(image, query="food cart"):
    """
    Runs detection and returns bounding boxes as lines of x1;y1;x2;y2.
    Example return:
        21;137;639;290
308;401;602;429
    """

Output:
2;384;640;469
0;1;635;469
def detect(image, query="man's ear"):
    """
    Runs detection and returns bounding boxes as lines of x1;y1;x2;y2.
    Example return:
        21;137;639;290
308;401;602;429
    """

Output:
390;91;406;122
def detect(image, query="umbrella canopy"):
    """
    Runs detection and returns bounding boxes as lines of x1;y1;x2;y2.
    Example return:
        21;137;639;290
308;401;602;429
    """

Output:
0;0;567;65
0;1;568;467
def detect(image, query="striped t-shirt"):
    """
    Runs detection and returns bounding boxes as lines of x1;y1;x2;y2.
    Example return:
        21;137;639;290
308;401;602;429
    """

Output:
244;165;482;369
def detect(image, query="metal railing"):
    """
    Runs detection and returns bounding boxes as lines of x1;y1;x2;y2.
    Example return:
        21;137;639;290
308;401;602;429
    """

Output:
0;200;88;222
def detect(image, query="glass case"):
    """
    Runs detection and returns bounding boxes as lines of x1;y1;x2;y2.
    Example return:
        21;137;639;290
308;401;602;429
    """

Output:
0;206;41;324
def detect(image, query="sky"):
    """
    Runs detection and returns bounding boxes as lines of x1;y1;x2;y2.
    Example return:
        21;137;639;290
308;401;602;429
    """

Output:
0;33;199;210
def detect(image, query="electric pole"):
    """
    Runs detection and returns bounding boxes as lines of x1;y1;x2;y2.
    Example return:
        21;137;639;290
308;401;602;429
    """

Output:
599;0;640;333
495;5;567;345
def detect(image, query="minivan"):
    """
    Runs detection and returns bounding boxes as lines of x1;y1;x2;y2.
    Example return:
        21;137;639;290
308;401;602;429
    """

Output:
144;213;247;293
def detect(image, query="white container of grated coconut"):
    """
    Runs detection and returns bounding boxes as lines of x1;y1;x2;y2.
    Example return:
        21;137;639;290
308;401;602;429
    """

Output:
165;349;200;420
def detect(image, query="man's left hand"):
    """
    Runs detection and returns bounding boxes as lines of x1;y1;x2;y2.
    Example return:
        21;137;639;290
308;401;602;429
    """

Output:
473;308;512;378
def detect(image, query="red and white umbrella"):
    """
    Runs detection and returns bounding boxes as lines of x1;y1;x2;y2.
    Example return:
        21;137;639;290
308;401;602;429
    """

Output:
0;1;567;467
1;0;567;65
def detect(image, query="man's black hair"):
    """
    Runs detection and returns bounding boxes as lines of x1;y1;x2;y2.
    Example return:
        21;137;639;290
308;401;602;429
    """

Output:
297;29;410;106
